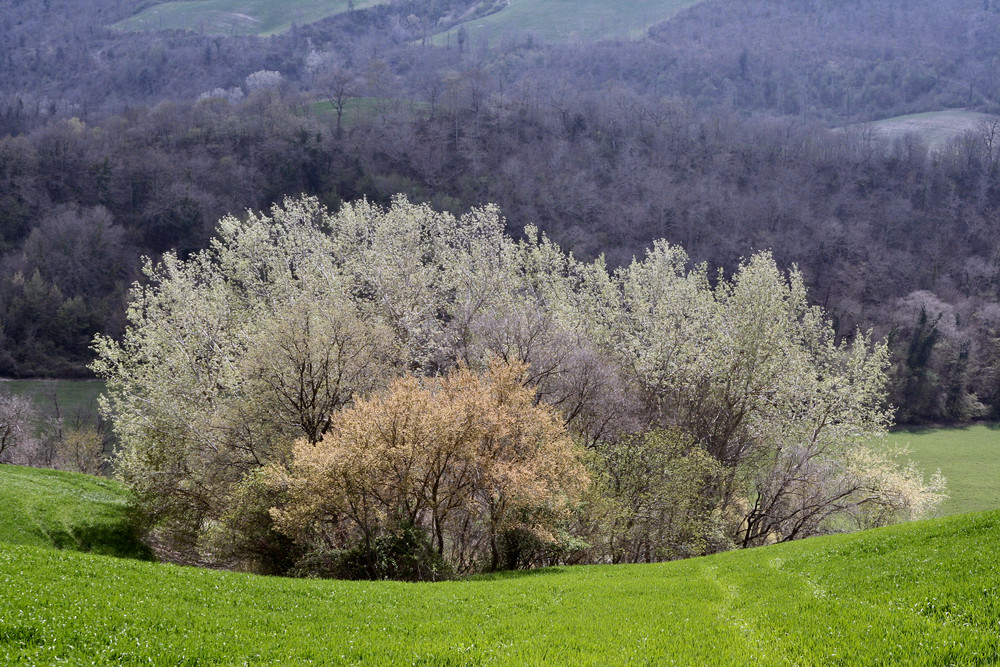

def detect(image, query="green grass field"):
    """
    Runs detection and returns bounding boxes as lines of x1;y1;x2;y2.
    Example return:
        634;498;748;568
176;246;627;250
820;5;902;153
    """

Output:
432;0;703;45
844;110;998;152
0;465;148;559
0;378;105;423
1;506;998;664
113;0;387;36
890;424;1000;517
309;97;432;127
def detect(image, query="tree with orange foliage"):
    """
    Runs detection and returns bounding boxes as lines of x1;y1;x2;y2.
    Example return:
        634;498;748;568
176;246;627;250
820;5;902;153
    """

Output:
269;361;589;577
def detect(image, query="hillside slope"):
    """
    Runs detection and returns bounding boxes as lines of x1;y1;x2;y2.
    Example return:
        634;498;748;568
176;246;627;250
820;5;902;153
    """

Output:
114;0;388;35
433;0;703;45
842;110;999;152
2;509;998;664
0;465;148;559
892;424;1000;516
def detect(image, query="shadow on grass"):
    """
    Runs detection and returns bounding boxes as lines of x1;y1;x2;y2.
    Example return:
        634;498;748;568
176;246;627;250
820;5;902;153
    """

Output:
48;521;153;561
0;624;43;648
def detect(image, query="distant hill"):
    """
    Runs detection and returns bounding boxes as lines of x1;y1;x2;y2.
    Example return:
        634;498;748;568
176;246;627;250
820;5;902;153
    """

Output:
433;0;704;45
843;110;999;152
113;0;389;36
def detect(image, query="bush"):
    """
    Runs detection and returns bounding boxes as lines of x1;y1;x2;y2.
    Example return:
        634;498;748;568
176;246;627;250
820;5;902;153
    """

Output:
290;524;452;582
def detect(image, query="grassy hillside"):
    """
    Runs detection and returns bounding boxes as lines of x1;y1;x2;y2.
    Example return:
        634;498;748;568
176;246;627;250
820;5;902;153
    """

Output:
310;97;431;127
892;424;1000;517
844;110;997;152
2;507;999;663
433;0;704;45
0;465;148;559
113;0;387;36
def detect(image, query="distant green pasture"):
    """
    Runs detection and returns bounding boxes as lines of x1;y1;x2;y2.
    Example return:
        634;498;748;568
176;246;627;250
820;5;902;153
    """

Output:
889;423;1000;517
113;0;387;36
432;0;704;46
310;97;431;127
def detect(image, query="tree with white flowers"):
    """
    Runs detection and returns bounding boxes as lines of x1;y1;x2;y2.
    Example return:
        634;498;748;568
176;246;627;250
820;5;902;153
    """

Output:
94;195;943;573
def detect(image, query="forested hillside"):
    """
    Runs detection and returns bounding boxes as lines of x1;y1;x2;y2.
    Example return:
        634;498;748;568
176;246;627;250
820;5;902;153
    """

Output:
2;0;1000;423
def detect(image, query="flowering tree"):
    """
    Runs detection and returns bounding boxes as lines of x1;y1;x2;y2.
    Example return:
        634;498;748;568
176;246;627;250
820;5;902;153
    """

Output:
269;362;589;576
93;195;943;572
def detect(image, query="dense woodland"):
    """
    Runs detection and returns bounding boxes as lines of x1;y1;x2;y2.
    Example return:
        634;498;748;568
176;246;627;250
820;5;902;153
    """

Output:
2;0;1000;423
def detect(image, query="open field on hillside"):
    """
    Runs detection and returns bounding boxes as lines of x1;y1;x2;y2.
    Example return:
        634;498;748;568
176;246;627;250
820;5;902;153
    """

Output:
891;424;1000;517
113;0;386;36
432;0;703;46
0;465;147;559
0;378;105;423
2;505;999;664
843;110;998;152
310;97;432;127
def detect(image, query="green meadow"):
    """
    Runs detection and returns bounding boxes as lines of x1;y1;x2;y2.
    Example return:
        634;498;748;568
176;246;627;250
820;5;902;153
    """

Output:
0;378;105;423
891;424;1000;516
310;97;432;127
0;465;148;559
115;0;705;41
432;0;704;45
113;0;387;36
1;502;998;664
4;423;1000;663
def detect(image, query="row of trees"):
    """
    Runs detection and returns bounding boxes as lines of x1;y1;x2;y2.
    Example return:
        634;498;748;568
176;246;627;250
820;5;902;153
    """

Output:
0;389;109;474
94;196;945;577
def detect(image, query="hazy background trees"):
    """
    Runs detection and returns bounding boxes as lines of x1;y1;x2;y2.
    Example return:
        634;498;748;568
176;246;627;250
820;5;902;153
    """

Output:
5;0;1000;427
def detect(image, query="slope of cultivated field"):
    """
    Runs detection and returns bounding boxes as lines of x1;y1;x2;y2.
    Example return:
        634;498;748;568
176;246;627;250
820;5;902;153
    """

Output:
892;424;1000;517
113;0;388;36
2;505;999;664
0;465;148;559
843;110;998;152
115;0;703;40
432;0;704;45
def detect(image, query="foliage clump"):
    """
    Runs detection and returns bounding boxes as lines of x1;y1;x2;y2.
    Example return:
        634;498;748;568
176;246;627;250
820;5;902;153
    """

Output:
270;361;588;577
93;195;946;577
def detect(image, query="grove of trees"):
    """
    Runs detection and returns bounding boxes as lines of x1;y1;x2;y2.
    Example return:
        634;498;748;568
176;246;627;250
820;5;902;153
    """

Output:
93;196;946;577
3;0;1000;424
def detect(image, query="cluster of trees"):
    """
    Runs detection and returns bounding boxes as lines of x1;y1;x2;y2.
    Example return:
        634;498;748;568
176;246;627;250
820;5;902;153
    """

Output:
0;0;484;129
94;197;945;577
5;0;999;126
5;80;1000;421
5;0;1000;425
0;387;109;474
